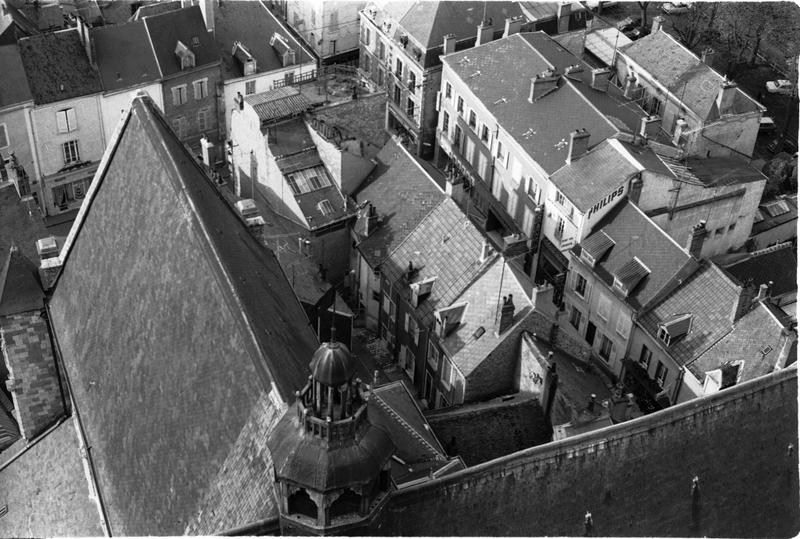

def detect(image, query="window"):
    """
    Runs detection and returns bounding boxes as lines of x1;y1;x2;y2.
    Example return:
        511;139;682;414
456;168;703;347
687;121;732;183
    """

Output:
597;293;611;321
457;96;464;114
657;326;671;346
441;357;453;389
507;190;518;219
445;82;452;99
496;140;505;163
599;334;613;361
393;85;401;105
468;109;476;129
442;111;449;134
464;138;474;165
193;79;208;100
197;109;209;131
191;36;200;48
172;85;188;106
378;40;385;60
171;117;185;138
654;361;667;387
478;152;489;181
56;108;77;133
406;98;415;118
480;124;489;143
0;124;7;148
616;313;631;338
427;341;440;370
377;68;384;87
555;216;565;239
570;306;582;330
574;273;587;297
383;293;396;324
395;58;403;78
363;27;371;45
639;344;652;370
329;40;337;54
555;190;566;205
522;206;534;237
62;140;80;165
408;71;416;94
317;199;334;216
245;80;256;95
362;53;371;73
527;177;538;202
286;168;331;195
453;125;462;150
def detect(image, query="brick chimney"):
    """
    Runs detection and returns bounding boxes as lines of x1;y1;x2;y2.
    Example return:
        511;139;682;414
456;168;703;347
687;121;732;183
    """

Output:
443;33;456;55
556;1;571;34
623;74;637;99
476;20;493;46
628;176;643;204
686;220;706;258
651;15;664;34
528;70;559;102
566;128;590;164
503;15;524;38
730;282;757;323
716;77;738;116
498;294;515;334
590;67;610;92
639;115;661;139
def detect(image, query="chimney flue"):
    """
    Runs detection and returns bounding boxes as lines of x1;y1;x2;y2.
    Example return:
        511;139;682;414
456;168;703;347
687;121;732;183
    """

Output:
566;129;590;164
528;70;559;102
443;33;456;55
686;220;706;258
476;20;493;46
498;294;515;334
503;15;524;38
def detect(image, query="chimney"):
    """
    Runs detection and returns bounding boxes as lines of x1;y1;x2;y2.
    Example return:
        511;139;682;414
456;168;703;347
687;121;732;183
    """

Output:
556;1;572;34
199;0;216;36
479;239;493;263
587;393;596;413
672;118;688;145
443;33;456;55
503;15;524;38
406;260;415;280
566;129;590;164
686;220;706;258
716;77;738;116
590;67;610;92
775;328;798;370
756;282;772;302
639;115;661;139
701;47;716;67
236;91;244;110
364;203;379;236
651;15;664;34
528;70;559;102
542;359;558;419
623;74;637;99
498;294;515;334
628;176;643;204
476;20;493;46
200;135;215;167
731;282;757;323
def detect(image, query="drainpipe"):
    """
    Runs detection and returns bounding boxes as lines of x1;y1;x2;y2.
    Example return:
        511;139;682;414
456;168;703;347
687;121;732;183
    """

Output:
25;105;44;209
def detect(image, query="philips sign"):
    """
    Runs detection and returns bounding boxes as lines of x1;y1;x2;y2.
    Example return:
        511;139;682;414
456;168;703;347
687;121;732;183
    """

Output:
586;184;627;222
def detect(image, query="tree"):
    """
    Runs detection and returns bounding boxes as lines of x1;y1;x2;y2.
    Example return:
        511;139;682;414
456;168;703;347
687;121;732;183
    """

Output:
637;2;649;31
672;3;717;50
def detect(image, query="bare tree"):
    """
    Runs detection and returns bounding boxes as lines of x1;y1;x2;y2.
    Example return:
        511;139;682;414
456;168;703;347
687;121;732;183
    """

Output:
637;1;649;30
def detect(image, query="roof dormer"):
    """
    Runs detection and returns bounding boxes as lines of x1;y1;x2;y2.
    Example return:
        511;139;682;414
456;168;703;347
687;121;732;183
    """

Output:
410;277;435;308
657;313;693;347
612;257;650;297
175;40;195;69
435;302;468;339
232;41;257;76
580;230;614;268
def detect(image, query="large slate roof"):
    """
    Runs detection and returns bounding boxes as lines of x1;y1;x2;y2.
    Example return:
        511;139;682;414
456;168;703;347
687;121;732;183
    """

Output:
723;243;797;298
91;21;161;92
0;247;42;317
48;95;319;535
0;44;32;108
142;5;218;77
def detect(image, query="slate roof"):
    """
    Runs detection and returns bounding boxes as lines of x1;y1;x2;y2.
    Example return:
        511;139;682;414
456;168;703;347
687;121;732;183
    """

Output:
296;181;350;229
0;420;105;537
443;32;638;175
751;194;797;235
214;0;312;79
48;95;319;535
0;247;42;317
141;6;218;77
660;155;767;188
550;139;641;211
723;244;797;298
18;29;102;104
575;201;695;311
353;139;446;268
91;21;161;92
383;197;487;327
0;184;50;263
620;29;762;121
309;93;390;159
246;86;311;124
615;139;675;178
639;262;742;367
441;256;533;376
397;1;523;50
584;27;631;66
0;44;32;108
687;301;793;381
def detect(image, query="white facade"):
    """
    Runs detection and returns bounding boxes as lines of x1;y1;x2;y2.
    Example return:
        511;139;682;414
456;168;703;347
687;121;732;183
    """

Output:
287;0;365;59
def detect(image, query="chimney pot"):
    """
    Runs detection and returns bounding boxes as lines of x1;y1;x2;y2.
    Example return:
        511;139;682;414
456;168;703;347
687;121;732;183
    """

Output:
476;21;493;46
566;129;590;164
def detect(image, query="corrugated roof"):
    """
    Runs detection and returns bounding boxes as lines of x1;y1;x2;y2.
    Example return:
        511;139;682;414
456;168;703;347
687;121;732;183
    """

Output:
580;230;615;260
245;86;311;123
584;27;631;66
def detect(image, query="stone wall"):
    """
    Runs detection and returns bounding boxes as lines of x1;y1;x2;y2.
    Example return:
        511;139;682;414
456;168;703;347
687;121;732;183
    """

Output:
377;368;799;537
1;311;65;440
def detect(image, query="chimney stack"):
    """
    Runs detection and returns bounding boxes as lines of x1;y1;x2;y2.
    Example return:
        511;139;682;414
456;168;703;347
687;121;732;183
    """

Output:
503;15;524;38
590;67;610;92
716;77;738;116
672;118;688;145
556;1;572;34
639;115;661;139
686;220;706;258
651;15;664;34
628;176;643;204
498;294;515;334
443;33;456;55
528;69;560;102
731;282;757;323
623;74;637;99
587;393;596;412
476;20;493;46
701;47;716;67
756;282;772;302
775;328;798;370
566;128;590;164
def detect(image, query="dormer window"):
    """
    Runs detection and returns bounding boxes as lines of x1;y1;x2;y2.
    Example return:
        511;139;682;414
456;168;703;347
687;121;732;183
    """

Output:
410;277;435;307
175;41;195;69
579;230;614;268
612;257;650;297
657;313;693;347
435;302;468;338
191;36;200;48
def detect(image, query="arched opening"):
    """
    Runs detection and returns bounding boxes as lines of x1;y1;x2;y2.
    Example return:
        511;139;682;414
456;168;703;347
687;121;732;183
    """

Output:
329;488;362;519
288;488;317;520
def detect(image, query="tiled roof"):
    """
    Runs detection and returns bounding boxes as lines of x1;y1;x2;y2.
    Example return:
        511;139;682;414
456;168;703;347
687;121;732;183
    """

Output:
246;86;311;123
752;194;797;235
0;247;42;317
214;0;312;79
441;256;533;376
577;201;694;311
443;32;627;175
550;139;640;211
142;6;218;77
620;29;761;120
723;243;797;297
397;1;524;50
0;44;32;107
687;301;792;381
91;21;161;92
639;262;742;366
48;95;319;534
0;420;105;537
353;139;446;268
383;197;486;327
18;29;102;104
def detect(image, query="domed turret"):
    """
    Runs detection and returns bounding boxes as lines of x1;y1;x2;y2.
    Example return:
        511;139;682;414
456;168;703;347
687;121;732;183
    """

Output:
309;339;356;387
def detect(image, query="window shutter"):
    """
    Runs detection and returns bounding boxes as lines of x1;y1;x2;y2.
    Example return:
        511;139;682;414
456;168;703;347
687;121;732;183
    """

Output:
404;313;409;332
172;87;180;106
193;81;200;100
66;108;76;131
56;111;68;133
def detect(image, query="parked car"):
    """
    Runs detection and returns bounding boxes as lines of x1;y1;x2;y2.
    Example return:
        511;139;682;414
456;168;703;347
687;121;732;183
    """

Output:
766;80;793;95
624;26;650;40
662;2;691;14
616;16;640;32
759;116;777;133
235;199;265;227
585;1;619;9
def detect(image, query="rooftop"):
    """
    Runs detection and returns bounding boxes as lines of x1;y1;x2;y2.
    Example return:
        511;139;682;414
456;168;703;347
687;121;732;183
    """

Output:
751;194;798;235
91;21;161;92
620;29;762;121
0;44;32;108
660;155;767;188
48;95;319;534
246;86;312;125
141;5;218;77
520;1;585;22
353;138;446;268
723;243;797;298
0;247;42;317
309;93;390;160
0;183;50;263
18;28;103;104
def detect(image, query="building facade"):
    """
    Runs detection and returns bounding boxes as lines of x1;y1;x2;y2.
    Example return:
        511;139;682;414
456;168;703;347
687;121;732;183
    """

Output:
282;0;365;63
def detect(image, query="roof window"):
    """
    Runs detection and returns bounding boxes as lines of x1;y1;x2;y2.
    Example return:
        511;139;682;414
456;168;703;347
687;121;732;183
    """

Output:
317;199;334;216
175;40;195;69
657;313;693;347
